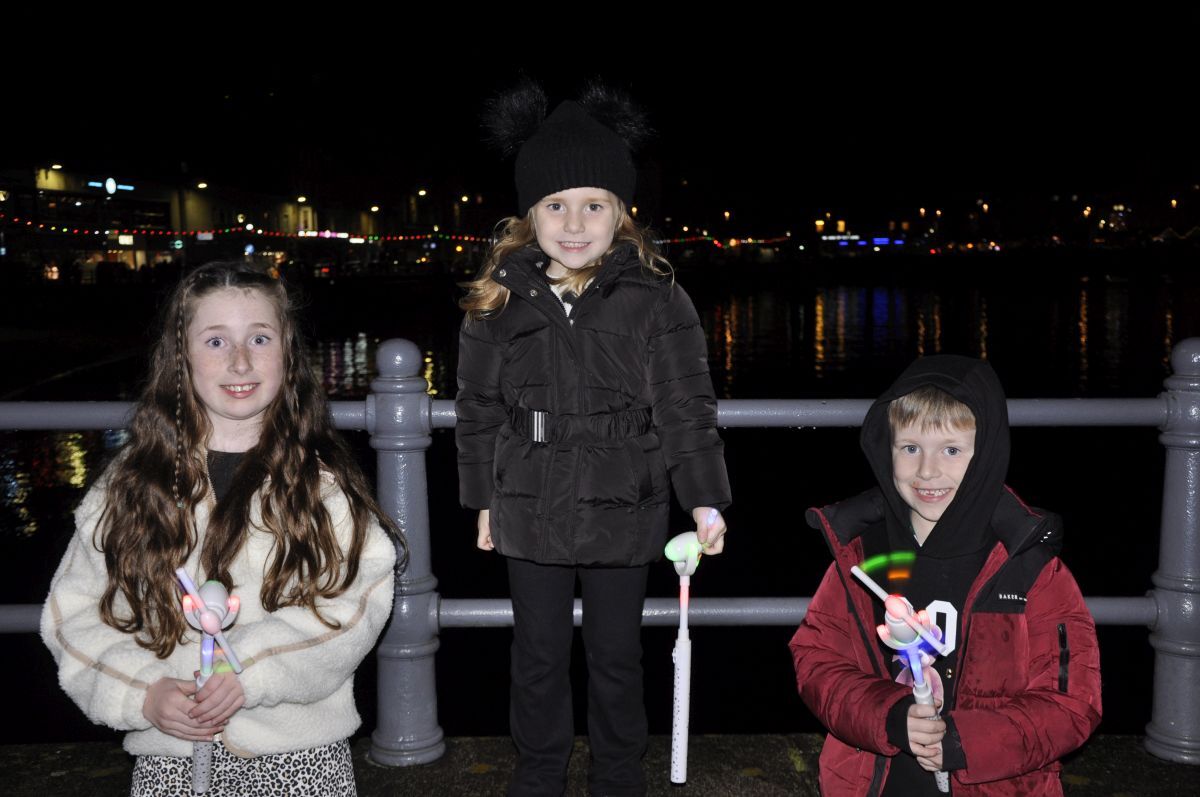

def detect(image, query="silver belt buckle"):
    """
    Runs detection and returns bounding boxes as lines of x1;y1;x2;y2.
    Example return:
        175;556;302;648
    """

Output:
531;410;548;443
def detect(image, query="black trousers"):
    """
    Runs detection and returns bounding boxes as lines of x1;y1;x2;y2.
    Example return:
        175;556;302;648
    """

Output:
506;558;650;797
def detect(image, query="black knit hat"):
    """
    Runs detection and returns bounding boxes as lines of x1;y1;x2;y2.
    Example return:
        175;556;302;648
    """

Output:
484;80;649;216
513;100;636;215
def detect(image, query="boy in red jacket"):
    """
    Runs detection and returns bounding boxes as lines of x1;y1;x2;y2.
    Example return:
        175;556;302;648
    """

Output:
790;356;1101;795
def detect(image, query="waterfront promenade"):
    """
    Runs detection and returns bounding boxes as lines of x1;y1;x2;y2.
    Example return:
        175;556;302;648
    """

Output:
8;733;1194;796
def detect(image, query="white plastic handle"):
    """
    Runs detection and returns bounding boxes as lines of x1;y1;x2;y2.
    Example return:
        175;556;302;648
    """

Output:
670;636;692;784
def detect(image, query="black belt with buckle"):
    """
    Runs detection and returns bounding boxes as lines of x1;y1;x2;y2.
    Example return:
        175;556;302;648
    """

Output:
509;406;653;444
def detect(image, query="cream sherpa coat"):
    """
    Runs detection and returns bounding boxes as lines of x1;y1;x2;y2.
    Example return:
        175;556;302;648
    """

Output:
41;473;396;758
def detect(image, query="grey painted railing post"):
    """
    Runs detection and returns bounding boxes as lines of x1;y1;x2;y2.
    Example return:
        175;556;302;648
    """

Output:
368;339;446;766
1146;337;1200;764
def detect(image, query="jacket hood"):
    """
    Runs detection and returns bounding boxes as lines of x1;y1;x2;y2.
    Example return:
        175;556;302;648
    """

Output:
859;355;1010;559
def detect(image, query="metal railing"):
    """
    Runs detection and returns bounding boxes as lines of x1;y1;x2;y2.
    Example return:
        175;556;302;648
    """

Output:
3;337;1199;767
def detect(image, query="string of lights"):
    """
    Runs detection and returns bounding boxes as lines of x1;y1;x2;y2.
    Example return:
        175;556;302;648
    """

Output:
0;213;489;243
0;212;797;250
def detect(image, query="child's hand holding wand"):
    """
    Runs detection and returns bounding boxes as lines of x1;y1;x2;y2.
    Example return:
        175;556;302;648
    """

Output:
907;701;945;768
692;507;727;554
143;677;223;742
190;671;245;727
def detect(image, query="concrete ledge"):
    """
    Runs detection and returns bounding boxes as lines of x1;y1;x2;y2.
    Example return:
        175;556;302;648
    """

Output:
8;734;1195;796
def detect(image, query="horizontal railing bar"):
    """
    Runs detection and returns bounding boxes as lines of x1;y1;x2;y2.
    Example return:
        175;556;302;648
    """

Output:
433;595;1156;628
331;402;367;430
0;606;41;634
1008;398;1166;427
7;595;1155;634
715;398;1167;428
432;401;457;429
1;401;368;431
0;402;133;429
1084;596;1159;626
6;398;1163;433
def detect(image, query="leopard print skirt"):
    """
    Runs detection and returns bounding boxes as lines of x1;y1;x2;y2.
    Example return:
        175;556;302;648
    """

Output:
130;738;356;796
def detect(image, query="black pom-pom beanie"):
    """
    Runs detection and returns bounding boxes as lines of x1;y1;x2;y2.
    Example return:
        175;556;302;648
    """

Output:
513;100;636;216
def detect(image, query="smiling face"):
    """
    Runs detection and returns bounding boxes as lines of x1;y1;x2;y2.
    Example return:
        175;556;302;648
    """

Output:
186;286;284;452
531;186;619;278
891;420;976;544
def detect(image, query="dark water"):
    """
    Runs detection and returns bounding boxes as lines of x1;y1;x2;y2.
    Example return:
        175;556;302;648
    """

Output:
3;250;1197;745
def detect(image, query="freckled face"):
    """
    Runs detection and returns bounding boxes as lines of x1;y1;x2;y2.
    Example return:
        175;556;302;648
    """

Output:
186;287;284;451
891;422;975;544
532;187;619;278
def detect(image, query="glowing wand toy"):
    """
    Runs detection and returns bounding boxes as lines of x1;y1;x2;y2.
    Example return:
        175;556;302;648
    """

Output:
663;509;715;785
851;564;956;793
176;568;243;795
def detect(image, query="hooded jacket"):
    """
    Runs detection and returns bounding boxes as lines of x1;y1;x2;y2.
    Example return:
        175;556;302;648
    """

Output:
456;243;731;566
790;357;1101;796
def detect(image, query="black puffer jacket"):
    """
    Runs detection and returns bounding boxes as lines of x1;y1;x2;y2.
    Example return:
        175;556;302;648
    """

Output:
456;244;731;566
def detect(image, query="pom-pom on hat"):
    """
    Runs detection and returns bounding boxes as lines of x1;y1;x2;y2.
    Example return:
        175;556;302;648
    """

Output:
485;80;648;215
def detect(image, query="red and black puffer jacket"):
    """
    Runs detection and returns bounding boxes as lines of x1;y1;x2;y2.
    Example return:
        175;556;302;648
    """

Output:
790;488;1102;796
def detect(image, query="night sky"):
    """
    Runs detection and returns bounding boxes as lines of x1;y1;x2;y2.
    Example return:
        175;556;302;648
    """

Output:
7;17;1196;233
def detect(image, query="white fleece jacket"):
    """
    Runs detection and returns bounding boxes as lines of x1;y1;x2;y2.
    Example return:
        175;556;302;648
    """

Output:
41;473;397;758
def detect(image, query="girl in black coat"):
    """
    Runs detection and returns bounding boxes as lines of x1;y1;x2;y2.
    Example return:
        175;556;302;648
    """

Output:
456;85;732;796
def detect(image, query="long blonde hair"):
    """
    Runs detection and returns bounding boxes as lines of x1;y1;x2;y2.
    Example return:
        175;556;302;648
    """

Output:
460;203;670;320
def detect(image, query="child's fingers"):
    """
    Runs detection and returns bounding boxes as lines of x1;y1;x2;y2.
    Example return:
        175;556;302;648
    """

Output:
910;741;939;758
144;678;224;741
702;530;727;555
909;728;945;747
909;703;940;719
907;710;946;748
161;717;223;742
476;510;494;551
191;689;245;724
191;674;245;722
695;508;728;555
909;716;946;734
915;745;944;772
192;690;245;724
916;755;944;772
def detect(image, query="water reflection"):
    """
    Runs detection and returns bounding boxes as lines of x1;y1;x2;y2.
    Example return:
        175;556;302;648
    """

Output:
2;274;1191;554
933;295;943;355
56;433;89;488
1078;278;1090;390
1;430;117;539
698;274;1185;400
0;439;36;538
1164;307;1174;368
814;292;826;375
727;298;741;396
315;335;375;398
423;351;442;397
978;296;989;360
915;295;944;358
835;288;848;367
311;334;449;399
871;289;890;353
1104;284;1129;384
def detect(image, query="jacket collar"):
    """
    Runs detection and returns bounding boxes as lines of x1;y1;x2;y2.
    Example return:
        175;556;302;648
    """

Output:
807;486;1061;557
493;243;644;293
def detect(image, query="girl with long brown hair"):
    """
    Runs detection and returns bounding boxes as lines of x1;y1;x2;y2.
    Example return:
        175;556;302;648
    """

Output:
42;261;403;796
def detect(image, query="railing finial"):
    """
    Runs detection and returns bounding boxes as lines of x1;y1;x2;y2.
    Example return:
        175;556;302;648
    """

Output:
377;338;423;379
